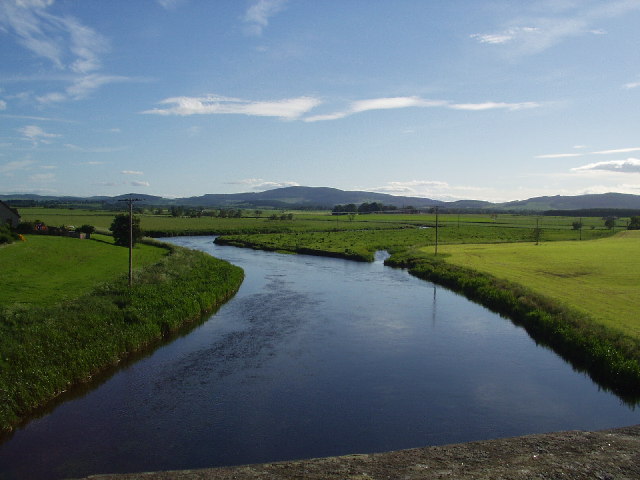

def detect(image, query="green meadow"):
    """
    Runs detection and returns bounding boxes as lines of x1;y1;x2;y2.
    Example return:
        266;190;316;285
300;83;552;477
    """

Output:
1;234;167;307
433;231;640;339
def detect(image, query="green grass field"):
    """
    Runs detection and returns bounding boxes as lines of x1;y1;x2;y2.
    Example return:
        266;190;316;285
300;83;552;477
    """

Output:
17;207;618;237
431;231;640;339
0;234;168;307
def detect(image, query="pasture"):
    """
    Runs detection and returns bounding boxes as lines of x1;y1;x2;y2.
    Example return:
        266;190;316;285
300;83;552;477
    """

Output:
432;231;640;340
0;234;168;307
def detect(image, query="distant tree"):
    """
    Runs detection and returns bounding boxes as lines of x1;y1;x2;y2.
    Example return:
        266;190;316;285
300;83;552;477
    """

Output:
110;214;142;247
571;221;582;231
170;206;184;217
77;224;95;236
628;216;640;230
604;217;616;229
254;209;263;218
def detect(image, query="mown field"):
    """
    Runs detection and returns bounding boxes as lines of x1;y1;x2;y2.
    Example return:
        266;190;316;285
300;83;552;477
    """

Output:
433;231;640;339
1;234;167;307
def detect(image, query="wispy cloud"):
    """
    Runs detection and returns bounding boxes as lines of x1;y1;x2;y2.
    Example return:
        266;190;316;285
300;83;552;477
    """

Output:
449;101;540;111
369;180;503;202
0;159;35;174
572;158;640;173
122;170;143;175
142;94;321;119
225;178;300;191
243;0;288;36
624;80;640;89
0;1;136;103
470;1;640;54
131;180;150;187
535;152;584;159
0;100;6;110
304;97;540;122
30;172;56;182
0;0;108;73
18;124;60;144
593;147;640;155
156;0;187;10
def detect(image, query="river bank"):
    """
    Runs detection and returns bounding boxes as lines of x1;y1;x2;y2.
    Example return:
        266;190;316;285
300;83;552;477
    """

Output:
385;249;640;401
0;239;244;432
75;424;640;479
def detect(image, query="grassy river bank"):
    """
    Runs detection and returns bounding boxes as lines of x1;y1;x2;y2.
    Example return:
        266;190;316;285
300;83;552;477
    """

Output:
0;235;244;432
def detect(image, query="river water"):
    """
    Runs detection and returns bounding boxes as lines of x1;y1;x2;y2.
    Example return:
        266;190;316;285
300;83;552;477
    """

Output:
0;236;638;479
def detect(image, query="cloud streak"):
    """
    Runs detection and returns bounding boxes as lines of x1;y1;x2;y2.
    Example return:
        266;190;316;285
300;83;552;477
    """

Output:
142;94;321;119
304;97;540;122
572;158;640;173
243;0;288;36
470;1;640;54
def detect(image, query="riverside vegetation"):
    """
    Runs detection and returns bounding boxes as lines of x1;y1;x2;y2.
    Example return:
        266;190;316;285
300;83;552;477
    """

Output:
0;234;244;432
2;206;638;431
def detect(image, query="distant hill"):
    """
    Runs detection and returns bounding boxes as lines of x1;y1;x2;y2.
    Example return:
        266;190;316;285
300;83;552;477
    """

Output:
501;193;640;211
3;187;640;212
177;186;445;208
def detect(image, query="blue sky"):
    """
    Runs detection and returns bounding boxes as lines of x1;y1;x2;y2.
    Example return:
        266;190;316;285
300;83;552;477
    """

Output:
1;0;639;202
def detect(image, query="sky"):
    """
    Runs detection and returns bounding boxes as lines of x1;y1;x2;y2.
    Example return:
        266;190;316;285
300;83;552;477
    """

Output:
1;0;639;202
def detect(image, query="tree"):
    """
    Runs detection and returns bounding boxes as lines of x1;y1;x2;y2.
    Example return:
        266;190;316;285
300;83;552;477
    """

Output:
571;221;582;231
604;217;616;230
628;216;640;230
77;224;95;237
110;214;142;247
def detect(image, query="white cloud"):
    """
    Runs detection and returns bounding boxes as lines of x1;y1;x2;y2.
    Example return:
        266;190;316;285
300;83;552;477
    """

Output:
592;147;640;155
304;97;539;122
0;100;6;110
18;124;60;144
369;180;505;202
572;157;640;173
122;170;143;175
449;101;540;111
470;1;640;54
225;178;300;191
535;152;584;159
131;180;150;187
143;94;321;119
156;0;187;10
37;74;135;103
624;81;640;89
243;0;288;36
0;0;108;72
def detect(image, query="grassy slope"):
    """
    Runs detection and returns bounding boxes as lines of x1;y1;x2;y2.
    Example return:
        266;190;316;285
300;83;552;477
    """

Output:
0;234;167;307
0;235;244;431
433;231;640;340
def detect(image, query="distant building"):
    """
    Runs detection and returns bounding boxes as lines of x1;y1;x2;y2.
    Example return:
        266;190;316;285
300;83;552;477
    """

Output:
0;200;20;228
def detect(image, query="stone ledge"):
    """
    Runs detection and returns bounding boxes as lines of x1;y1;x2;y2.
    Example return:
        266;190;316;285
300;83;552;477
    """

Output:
77;425;640;480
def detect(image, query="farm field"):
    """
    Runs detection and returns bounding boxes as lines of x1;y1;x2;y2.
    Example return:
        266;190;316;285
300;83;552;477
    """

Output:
216;222;615;261
432;231;640;340
0;234;168;307
16;207;620;237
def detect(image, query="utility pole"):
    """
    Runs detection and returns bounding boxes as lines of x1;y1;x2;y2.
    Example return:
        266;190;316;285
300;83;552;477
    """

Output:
118;196;142;287
434;206;439;256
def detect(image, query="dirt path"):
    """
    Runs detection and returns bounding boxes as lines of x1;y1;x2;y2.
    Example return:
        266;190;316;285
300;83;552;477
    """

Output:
78;424;639;480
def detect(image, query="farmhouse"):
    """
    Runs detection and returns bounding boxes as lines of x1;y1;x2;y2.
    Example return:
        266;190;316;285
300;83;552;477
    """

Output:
0;201;20;228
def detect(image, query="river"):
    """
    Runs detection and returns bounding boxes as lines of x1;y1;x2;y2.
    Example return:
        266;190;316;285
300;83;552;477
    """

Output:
0;236;637;479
